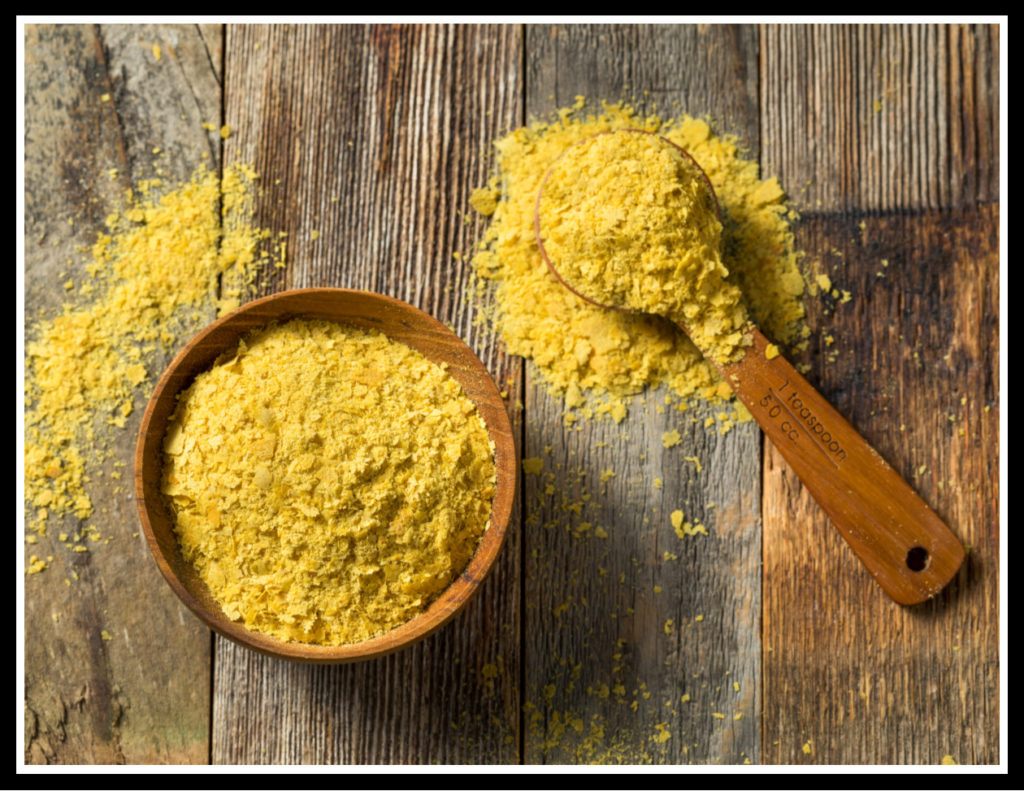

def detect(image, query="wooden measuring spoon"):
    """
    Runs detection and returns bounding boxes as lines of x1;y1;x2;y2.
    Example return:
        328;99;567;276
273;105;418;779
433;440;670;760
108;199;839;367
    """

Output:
534;130;964;605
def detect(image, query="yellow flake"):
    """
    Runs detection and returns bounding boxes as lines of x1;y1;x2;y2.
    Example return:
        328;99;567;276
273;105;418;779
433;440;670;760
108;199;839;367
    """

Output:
522;457;544;475
802;741;813;755
468;186;500;217
220;124;232;139
153;43;161;61
671;509;707;539
940;755;958;765
662;429;682;448
765;343;780;360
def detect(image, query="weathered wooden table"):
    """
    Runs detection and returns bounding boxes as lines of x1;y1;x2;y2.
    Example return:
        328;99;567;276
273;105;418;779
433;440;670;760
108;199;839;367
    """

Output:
24;23;999;765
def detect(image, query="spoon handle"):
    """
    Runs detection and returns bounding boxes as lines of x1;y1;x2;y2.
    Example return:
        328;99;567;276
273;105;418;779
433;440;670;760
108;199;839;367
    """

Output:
718;328;964;605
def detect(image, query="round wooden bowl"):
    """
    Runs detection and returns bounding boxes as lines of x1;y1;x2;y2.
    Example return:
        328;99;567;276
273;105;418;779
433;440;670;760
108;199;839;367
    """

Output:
135;288;517;663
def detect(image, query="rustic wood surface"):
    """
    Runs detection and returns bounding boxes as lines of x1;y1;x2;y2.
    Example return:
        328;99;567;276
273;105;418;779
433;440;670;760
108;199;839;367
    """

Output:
759;23;999;765
23;23;221;764
212;24;524;764
521;24;763;765
22;22;999;765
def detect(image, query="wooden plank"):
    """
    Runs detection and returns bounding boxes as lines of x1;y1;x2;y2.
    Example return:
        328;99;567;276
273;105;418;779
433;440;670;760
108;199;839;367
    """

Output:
760;23;999;211
522;23;762;765
760;24;999;764
212;24;524;764
23;23;222;764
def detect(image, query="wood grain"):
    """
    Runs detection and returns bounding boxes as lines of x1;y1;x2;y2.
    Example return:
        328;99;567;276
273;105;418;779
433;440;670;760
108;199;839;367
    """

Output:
23;21;1000;766
522;24;762;765
760;23;999;764
212;24;524;763
23;23;221;764
760;24;999;211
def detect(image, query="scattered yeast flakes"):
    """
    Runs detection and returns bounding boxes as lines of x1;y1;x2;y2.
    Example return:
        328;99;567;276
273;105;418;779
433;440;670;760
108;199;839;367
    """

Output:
671;509;707;539
468;184;500;216
940;754;958;765
161;319;496;646
661;428;682;448
470;100;809;418
802;740;813;755
24;164;269;533
522;457;544;475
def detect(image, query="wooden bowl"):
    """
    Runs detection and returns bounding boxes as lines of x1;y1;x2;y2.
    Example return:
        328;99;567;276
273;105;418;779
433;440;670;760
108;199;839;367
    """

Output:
134;288;517;663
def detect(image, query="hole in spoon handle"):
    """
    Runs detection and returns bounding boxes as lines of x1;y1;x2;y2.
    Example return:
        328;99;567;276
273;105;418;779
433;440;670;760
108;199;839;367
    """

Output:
719;328;965;605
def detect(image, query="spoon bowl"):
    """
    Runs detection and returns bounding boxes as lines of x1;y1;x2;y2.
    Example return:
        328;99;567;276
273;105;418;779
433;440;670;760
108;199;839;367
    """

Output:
535;130;964;605
534;129;722;312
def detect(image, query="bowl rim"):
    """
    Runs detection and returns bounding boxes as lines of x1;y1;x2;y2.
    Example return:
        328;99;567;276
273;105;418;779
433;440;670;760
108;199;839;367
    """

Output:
134;287;517;663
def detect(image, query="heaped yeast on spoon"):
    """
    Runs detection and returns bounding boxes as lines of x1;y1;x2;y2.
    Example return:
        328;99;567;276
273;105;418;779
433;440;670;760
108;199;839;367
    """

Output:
535;129;965;606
